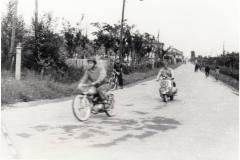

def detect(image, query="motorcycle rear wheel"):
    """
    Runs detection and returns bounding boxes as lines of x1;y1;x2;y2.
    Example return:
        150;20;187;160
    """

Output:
72;95;91;121
105;94;115;117
162;94;167;102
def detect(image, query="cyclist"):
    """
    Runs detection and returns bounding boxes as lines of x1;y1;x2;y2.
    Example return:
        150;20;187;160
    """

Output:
78;57;107;102
113;58;124;89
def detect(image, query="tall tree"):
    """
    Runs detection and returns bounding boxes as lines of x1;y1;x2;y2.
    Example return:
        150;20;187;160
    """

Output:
23;13;64;78
62;20;89;58
1;0;25;70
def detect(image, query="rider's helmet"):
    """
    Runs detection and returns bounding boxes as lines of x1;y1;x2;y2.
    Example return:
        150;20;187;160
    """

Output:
115;58;120;63
87;57;97;65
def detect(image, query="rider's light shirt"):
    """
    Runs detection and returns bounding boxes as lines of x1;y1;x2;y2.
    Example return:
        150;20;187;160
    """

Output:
157;67;174;80
80;66;107;85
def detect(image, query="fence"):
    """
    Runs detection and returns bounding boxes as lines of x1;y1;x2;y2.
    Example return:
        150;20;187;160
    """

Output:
65;58;110;70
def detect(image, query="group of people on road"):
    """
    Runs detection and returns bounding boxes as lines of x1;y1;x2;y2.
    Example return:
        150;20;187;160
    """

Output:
194;62;220;80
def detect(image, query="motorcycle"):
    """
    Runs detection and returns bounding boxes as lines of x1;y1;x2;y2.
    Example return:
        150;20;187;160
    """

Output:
158;76;177;102
72;84;115;121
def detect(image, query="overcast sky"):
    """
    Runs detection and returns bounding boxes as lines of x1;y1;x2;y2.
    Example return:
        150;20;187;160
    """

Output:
1;0;239;57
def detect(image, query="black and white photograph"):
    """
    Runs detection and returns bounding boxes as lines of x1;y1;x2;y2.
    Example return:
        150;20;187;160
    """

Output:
1;0;239;159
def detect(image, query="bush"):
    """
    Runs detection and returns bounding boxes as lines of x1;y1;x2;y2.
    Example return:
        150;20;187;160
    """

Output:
49;66;84;83
122;61;161;75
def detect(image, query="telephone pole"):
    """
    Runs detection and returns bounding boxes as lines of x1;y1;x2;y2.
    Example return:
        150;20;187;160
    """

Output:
119;0;126;63
119;0;144;63
9;0;18;71
35;0;39;57
223;41;225;55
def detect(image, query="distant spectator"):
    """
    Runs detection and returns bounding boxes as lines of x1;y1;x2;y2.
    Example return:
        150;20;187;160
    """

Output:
215;66;220;80
199;63;202;71
195;63;199;72
113;59;124;89
205;65;210;77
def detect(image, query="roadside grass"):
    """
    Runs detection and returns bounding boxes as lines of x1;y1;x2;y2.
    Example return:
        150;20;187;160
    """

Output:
1;70;78;105
1;63;182;105
209;70;239;90
192;62;239;90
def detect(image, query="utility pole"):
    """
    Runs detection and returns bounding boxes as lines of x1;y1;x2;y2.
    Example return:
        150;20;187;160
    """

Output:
119;0;143;62
9;0;18;71
223;41;225;55
35;0;39;57
119;0;126;63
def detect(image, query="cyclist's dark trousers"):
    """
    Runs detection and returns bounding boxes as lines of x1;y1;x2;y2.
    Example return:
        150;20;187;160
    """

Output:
96;84;107;101
117;74;123;87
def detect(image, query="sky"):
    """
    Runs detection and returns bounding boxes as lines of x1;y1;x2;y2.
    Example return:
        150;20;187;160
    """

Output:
1;0;239;57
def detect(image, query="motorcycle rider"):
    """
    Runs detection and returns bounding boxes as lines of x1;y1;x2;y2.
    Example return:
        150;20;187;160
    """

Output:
156;61;177;91
78;57;107;103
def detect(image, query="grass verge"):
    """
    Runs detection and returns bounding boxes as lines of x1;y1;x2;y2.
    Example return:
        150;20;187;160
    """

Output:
209;70;239;90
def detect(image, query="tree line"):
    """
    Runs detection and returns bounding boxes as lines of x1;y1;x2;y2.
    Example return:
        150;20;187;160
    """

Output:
1;1;170;80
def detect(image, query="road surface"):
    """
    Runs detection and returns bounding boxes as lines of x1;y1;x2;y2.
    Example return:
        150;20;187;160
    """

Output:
1;63;238;160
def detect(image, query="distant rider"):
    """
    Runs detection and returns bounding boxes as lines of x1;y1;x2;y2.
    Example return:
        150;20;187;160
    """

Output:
156;61;177;89
78;57;107;102
205;65;210;77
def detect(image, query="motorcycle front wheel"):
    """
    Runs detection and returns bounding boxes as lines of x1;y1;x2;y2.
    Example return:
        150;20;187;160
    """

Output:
109;78;118;90
72;95;91;121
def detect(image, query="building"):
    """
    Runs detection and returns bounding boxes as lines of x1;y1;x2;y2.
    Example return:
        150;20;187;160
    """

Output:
164;48;184;64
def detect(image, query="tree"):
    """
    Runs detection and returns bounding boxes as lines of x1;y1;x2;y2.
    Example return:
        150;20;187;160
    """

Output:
1;0;26;70
91;22;119;56
62;20;90;58
132;33;143;63
23;13;64;79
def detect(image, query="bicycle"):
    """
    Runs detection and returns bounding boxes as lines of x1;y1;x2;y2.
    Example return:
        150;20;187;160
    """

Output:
108;71;119;90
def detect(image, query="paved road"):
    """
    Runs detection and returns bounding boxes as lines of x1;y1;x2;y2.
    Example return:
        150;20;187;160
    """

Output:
1;63;238;160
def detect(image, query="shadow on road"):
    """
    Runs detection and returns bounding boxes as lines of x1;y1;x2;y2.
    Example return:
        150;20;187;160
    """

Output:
18;113;181;148
90;115;181;147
